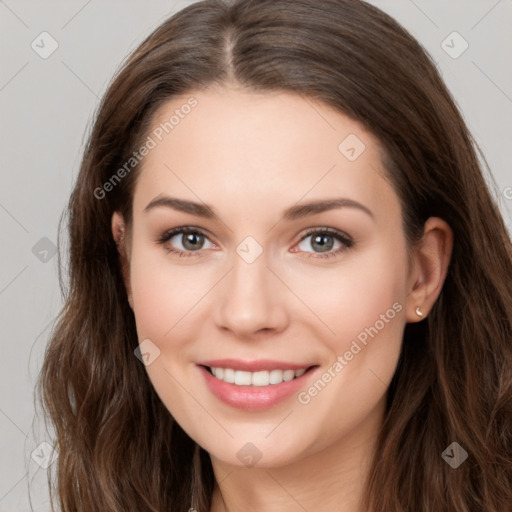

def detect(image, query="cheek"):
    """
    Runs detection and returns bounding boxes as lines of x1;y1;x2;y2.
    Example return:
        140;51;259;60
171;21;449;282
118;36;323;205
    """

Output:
289;240;409;357
289;240;409;434
127;247;213;412
328;243;408;395
129;244;215;341
287;247;407;450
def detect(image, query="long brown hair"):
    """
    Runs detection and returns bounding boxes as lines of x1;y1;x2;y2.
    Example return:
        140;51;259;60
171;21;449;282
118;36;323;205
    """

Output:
37;0;512;510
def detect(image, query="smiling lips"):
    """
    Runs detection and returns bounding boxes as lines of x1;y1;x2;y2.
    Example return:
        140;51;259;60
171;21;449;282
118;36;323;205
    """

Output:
197;359;318;410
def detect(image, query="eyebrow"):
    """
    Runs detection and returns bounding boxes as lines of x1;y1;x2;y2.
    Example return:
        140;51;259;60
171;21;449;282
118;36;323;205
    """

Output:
143;195;374;221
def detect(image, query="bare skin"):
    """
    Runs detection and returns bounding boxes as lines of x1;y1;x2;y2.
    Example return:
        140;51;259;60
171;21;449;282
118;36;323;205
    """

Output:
112;84;453;512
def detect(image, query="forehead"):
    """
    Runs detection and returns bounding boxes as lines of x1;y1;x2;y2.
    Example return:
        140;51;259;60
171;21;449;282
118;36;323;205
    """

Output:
132;87;399;223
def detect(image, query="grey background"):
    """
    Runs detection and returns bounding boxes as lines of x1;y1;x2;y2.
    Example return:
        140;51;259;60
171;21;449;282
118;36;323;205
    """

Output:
1;1;511;510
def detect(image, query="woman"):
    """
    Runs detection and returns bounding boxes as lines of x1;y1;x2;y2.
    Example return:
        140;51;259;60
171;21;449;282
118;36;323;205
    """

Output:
38;0;512;510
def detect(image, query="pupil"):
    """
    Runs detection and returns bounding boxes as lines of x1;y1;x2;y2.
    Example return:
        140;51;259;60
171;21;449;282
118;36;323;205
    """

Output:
183;233;203;250
312;234;333;253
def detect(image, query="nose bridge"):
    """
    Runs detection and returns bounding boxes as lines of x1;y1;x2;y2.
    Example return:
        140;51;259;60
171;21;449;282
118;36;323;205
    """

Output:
214;240;287;336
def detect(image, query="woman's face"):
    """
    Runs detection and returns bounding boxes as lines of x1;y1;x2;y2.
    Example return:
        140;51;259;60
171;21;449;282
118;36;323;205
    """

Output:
115;85;419;468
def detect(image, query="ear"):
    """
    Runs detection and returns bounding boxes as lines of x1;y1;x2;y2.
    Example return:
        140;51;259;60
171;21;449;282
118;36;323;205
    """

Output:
405;217;453;322
111;211;134;309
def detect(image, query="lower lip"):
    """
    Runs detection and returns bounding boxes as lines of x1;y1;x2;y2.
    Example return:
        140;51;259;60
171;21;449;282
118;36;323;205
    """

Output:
198;365;317;410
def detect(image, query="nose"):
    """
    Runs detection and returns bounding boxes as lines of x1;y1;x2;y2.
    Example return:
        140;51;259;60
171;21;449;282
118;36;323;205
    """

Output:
214;249;289;339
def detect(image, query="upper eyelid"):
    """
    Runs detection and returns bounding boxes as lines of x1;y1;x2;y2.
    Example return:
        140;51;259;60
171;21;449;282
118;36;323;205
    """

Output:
298;227;352;241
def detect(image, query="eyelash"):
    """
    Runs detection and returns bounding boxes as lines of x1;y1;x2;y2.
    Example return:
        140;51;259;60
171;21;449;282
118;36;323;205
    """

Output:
156;226;354;260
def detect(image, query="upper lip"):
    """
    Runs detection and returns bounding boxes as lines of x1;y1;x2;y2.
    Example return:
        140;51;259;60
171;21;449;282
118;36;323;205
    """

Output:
197;359;316;372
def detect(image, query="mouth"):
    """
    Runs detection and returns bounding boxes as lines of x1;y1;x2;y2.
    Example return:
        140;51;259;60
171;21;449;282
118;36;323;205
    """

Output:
201;365;315;386
196;360;319;410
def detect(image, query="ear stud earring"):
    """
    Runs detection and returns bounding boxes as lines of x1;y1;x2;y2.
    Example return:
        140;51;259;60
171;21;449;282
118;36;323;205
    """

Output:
415;306;423;317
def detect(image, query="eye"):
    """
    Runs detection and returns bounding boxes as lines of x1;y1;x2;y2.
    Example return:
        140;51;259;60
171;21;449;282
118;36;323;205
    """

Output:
157;227;216;257
294;227;353;259
157;226;353;260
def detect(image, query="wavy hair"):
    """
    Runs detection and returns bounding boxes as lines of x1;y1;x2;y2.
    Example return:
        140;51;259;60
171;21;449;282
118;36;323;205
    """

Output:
37;0;512;510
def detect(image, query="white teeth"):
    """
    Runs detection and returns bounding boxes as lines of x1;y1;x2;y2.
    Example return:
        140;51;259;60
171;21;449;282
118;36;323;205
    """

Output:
269;369;284;385
283;369;295;381
223;368;235;383
252;371;270;386
234;371;252;386
208;367;309;386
